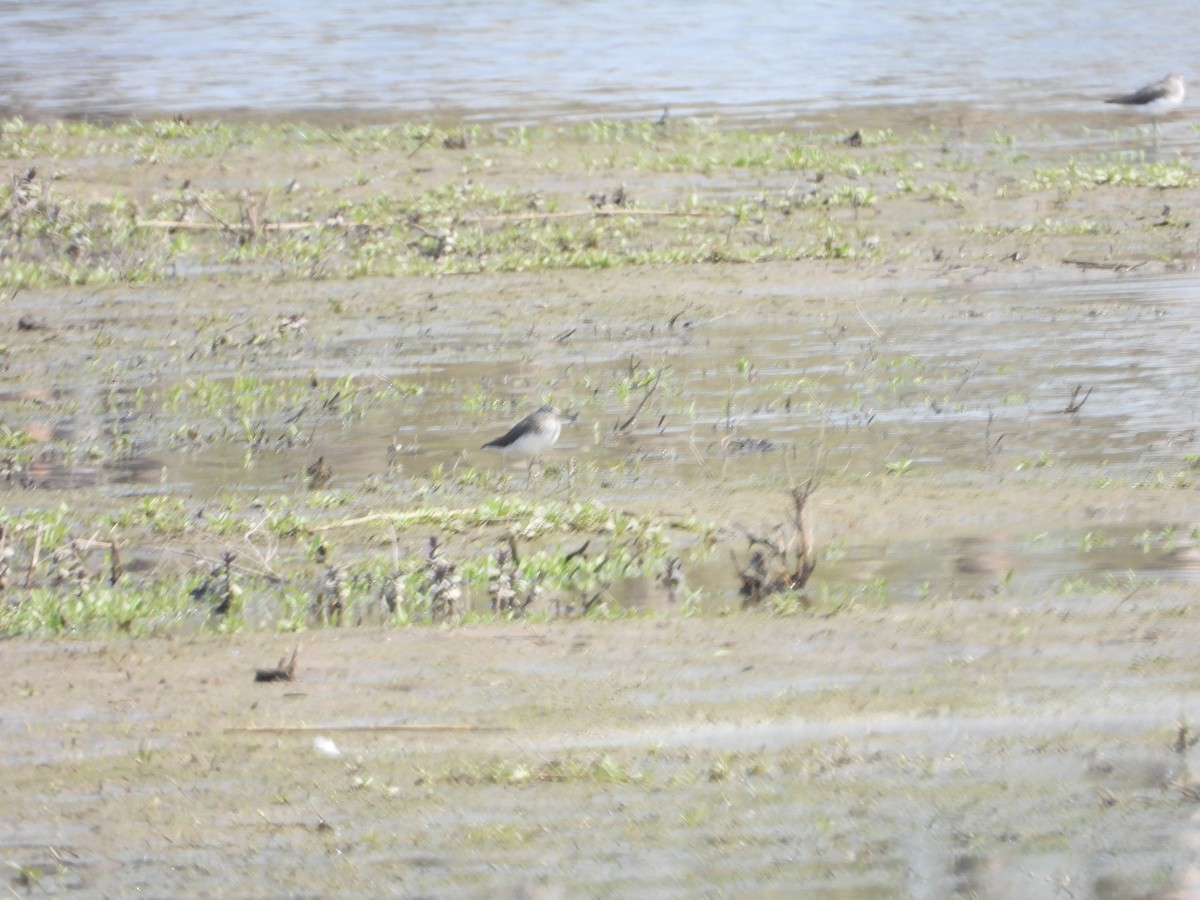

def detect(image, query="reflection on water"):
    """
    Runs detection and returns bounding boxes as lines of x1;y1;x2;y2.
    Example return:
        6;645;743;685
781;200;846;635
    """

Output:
18;456;162;491
1;1;1197;124
612;521;1200;613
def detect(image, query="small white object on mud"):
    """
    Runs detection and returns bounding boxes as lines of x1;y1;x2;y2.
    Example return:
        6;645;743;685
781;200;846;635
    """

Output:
313;736;341;758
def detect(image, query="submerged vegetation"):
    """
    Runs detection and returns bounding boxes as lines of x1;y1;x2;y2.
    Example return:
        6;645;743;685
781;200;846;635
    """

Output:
1;116;1196;289
1;115;1199;635
0;491;714;636
4;113;1200;900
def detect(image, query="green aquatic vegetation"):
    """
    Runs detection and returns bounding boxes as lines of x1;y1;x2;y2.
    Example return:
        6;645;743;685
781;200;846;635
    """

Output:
1014;450;1054;471
462;386;512;414
826;184;877;209
110;495;191;535
1078;530;1113;553
0;582;193;636
2;113;1195;281
0;176;168;287
444;466;511;492
0;500;520;637
11;113;1180;284
163;374;296;418
1135;525;1178;554
307;496;678;542
24;494;673;634
0;504;77;552
965;217;1104;237
777;144;865;177
613;363;670;402
813;224;859;260
568;118;663;146
1057;570;1157;598
925;181;963;205
0;425;38;450
259;504;311;539
1027;158;1197;193
159;372;406;444
0;118;460;162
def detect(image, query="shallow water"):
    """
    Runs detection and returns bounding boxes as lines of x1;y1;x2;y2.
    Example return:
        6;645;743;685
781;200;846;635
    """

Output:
7;271;1199;606
2;1;1198;124
143;275;1200;493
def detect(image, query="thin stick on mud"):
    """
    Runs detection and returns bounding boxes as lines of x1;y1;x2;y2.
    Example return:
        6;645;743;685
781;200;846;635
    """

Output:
225;723;511;734
1062;385;1092;414
159;545;284;584
312;508;487;532
1062;258;1146;272
949;357;982;402
136;219;324;232
135;208;715;233
108;539;122;586
406;132;434;158
687;433;714;478
616;369;662;433
855;303;883;339
984;410;1006;455
462;208;714;223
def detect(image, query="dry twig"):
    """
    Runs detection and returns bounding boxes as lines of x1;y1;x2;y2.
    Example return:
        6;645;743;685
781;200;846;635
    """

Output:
1063;385;1092;414
225;722;509;734
255;646;300;682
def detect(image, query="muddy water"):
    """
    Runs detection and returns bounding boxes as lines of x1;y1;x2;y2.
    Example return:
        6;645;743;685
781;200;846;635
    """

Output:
180;276;1200;488
4;266;1200;895
4;268;1199;609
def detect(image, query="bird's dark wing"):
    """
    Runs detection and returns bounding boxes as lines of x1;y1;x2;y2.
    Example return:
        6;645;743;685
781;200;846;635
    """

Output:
1106;81;1171;105
482;421;526;449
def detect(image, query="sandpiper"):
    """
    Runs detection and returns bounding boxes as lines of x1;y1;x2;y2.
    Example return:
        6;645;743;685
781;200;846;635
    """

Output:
481;404;568;476
1105;73;1186;146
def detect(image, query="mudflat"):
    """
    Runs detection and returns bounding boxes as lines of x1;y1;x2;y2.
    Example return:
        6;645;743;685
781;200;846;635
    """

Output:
2;112;1200;896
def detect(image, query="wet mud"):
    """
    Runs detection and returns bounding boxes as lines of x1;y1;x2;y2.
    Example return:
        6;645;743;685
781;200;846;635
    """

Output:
2;114;1200;896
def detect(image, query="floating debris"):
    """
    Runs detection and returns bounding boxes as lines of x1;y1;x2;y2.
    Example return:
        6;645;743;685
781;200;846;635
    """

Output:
312;736;341;758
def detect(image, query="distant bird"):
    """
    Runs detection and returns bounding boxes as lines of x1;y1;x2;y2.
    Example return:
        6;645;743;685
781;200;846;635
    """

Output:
481;404;569;478
1106;73;1186;147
